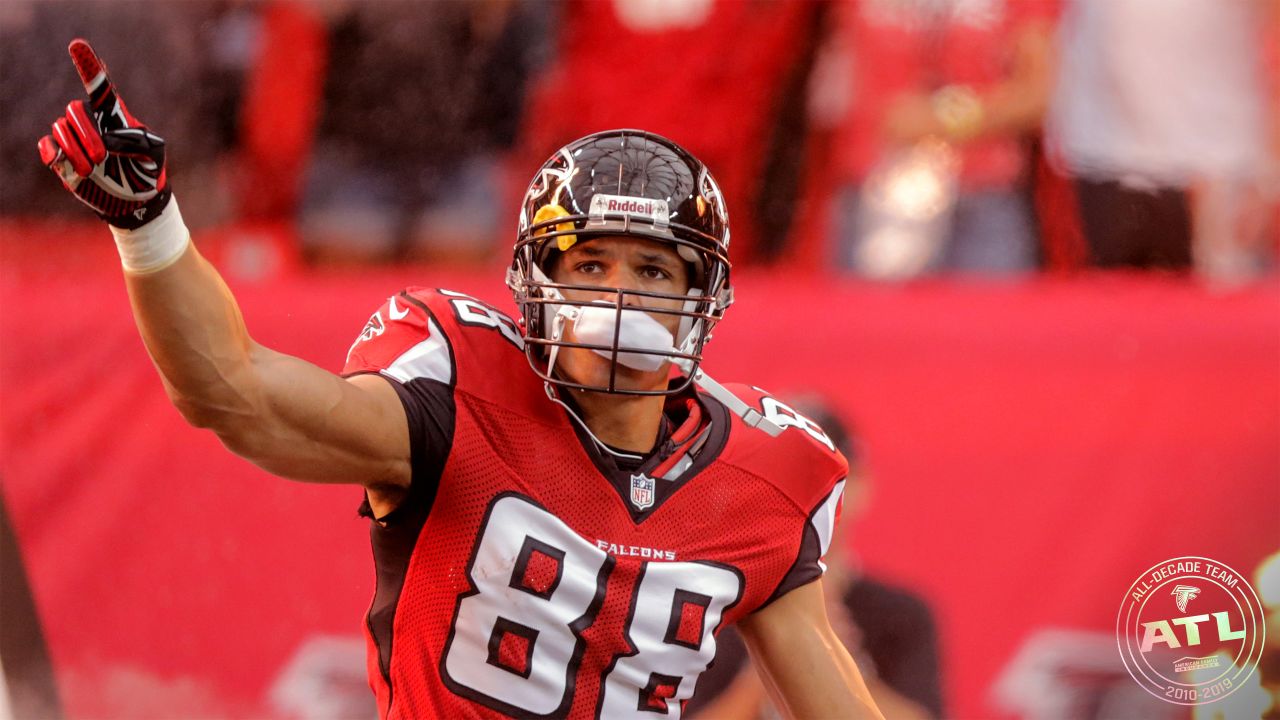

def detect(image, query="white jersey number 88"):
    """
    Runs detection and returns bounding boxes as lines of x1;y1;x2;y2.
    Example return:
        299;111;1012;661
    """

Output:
441;494;742;718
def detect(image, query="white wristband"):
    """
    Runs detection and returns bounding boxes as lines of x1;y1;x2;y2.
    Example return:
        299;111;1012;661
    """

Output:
109;196;191;274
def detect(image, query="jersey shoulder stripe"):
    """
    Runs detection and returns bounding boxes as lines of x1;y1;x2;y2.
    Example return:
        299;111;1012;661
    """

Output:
343;288;454;382
715;383;849;512
343;287;525;384
344;288;555;427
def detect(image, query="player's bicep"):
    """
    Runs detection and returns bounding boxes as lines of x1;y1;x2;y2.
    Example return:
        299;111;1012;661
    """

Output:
739;581;883;719
216;343;411;489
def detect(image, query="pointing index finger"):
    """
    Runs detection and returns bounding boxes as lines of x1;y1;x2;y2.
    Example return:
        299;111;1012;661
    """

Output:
68;38;133;130
68;39;112;103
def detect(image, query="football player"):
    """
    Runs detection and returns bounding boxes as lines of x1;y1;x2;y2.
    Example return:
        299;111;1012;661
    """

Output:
39;40;883;719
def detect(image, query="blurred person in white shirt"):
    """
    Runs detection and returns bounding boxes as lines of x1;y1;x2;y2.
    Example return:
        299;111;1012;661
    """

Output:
1047;0;1279;281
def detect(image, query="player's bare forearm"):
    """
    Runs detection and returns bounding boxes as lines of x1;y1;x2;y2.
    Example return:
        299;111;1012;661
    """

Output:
124;241;254;427
739;581;885;719
123;244;410;488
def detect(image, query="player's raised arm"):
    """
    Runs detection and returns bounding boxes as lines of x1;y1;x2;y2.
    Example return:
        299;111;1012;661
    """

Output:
738;580;885;719
38;40;411;498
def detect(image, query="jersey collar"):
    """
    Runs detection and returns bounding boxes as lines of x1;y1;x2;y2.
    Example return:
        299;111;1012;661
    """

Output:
560;383;730;523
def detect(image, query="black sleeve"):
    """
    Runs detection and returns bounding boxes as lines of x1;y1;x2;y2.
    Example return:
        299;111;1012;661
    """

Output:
360;374;456;684
356;375;456;523
757;512;825;611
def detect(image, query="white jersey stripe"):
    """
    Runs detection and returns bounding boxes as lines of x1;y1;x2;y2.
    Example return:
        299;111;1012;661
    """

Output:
381;317;453;385
810;479;846;574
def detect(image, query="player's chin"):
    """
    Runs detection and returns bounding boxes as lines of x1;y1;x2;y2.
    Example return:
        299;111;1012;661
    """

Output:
564;351;673;393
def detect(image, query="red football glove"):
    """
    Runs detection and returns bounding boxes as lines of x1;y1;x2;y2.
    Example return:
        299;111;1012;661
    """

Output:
38;39;171;229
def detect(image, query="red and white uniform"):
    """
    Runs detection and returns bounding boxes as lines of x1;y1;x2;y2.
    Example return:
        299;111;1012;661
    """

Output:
343;288;847;719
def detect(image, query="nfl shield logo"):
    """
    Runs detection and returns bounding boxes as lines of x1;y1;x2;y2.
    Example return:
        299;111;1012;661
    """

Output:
629;474;655;510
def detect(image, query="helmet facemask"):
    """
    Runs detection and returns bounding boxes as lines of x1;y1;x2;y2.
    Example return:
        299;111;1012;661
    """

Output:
509;232;730;395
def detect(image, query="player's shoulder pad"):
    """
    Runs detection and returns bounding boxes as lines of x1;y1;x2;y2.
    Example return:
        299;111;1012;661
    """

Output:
342;287;529;390
717;383;849;508
340;285;529;392
342;287;447;381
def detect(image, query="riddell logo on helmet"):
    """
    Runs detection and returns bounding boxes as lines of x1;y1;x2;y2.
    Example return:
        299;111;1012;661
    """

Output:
608;198;654;214
589;194;670;228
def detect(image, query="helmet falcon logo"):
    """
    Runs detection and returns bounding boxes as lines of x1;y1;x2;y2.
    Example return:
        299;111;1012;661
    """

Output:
1172;584;1201;613
519;147;577;234
630;474;656;510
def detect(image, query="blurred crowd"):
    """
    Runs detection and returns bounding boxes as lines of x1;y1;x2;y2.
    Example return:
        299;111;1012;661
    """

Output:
2;0;1278;282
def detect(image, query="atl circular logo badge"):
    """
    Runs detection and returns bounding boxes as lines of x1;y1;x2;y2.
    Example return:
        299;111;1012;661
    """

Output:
1117;556;1265;705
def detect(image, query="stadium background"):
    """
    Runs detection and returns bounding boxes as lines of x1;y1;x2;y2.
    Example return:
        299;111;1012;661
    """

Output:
1;1;1278;718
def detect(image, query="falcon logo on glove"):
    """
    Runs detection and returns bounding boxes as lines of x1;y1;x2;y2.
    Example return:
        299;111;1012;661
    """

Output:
38;39;171;229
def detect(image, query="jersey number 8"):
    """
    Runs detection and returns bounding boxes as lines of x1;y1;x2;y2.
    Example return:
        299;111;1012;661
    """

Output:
441;494;743;718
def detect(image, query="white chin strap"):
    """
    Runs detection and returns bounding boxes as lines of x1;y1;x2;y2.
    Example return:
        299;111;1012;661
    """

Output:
574;304;676;372
529;264;570;377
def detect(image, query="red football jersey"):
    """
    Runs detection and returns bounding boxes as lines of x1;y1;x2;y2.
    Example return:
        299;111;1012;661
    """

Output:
342;288;847;719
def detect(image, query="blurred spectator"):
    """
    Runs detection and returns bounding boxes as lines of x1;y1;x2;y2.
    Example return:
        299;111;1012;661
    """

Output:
298;0;548;266
519;0;828;265
815;0;1060;278
687;399;943;719
0;1;247;228
1047;0;1280;280
233;1;326;226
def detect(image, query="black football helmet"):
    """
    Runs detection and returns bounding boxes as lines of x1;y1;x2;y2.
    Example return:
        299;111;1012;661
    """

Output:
507;129;734;395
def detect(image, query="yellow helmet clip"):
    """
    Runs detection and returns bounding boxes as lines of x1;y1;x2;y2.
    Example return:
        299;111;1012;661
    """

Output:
533;204;577;252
